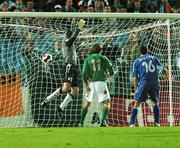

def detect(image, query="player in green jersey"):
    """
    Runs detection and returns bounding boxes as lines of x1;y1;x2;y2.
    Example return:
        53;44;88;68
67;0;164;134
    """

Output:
79;44;114;127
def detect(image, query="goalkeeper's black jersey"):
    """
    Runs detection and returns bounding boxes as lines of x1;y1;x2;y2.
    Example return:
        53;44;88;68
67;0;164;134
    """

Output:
62;28;80;65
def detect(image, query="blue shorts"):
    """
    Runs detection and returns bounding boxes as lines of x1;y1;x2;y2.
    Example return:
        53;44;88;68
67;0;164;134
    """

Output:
135;80;160;103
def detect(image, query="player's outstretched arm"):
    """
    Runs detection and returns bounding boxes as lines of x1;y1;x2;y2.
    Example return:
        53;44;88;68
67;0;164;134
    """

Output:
65;19;85;47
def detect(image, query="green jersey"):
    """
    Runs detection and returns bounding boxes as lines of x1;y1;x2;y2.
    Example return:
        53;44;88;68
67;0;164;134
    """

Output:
82;54;114;84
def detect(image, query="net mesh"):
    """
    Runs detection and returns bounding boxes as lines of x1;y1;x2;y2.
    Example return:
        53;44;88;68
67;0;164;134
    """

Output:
0;14;180;127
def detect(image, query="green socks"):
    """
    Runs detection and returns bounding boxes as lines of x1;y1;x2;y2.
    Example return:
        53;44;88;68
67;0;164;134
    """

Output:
80;108;88;124
80;106;109;125
101;106;109;123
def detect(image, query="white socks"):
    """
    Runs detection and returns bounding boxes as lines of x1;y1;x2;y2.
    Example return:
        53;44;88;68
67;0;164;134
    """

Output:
46;89;73;110
46;88;60;102
60;93;73;110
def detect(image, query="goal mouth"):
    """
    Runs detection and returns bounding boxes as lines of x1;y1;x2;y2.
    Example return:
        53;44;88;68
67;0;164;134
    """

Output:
0;12;180;127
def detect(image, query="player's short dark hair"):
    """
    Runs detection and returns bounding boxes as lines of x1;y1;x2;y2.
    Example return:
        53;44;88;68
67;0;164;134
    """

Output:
140;45;147;55
90;44;101;54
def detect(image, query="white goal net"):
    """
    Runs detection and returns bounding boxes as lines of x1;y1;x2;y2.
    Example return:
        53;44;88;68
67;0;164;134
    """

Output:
0;12;180;127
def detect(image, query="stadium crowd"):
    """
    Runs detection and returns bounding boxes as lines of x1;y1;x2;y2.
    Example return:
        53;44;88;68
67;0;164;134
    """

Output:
0;0;179;13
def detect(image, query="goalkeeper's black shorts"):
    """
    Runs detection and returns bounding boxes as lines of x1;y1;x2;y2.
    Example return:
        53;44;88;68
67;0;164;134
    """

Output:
63;63;79;87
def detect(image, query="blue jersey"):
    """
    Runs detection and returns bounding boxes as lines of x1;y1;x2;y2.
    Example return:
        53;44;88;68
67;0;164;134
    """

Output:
132;54;163;82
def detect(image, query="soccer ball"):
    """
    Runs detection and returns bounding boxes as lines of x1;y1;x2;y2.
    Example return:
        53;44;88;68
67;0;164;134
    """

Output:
41;53;52;63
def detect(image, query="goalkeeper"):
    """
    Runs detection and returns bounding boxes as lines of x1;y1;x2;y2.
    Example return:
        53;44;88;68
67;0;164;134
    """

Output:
41;19;85;118
79;44;114;127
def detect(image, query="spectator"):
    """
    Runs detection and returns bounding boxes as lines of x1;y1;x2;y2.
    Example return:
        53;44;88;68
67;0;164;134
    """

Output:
147;2;158;13
173;6;180;13
86;4;94;12
147;0;158;7
158;0;172;13
33;0;44;12
15;0;25;10
103;4;111;13
111;0;126;12
94;0;104;12
0;0;17;11
86;0;94;12
103;0;111;13
140;0;149;12
127;0;134;12
78;0;86;12
174;0;180;11
62;0;76;12
23;0;35;12
1;2;9;12
164;0;172;13
54;4;62;12
41;0;56;12
134;1;142;13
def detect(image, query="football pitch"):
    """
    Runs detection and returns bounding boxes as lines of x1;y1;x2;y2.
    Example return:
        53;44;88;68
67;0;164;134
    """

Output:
0;126;180;148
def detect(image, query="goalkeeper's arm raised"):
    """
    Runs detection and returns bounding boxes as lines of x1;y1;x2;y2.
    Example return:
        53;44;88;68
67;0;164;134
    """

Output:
65;19;85;47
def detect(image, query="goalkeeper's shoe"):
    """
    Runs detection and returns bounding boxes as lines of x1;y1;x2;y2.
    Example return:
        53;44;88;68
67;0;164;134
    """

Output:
56;106;63;119
41;99;48;108
100;122;109;127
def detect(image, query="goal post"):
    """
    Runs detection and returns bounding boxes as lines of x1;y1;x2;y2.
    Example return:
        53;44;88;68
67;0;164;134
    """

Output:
0;12;180;127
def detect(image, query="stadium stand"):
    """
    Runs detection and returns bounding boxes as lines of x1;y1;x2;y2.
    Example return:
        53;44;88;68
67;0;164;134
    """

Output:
0;0;179;13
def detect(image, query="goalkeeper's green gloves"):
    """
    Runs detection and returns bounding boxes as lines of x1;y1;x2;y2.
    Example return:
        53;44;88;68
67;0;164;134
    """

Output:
78;19;86;30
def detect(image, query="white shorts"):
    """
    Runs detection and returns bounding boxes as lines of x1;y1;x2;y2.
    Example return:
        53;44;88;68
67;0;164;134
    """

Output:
86;81;110;103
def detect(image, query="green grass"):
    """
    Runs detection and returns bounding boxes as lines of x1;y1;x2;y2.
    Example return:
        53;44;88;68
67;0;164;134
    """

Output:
0;127;180;148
